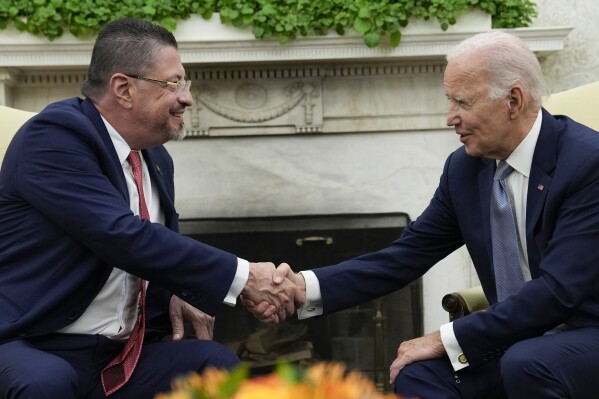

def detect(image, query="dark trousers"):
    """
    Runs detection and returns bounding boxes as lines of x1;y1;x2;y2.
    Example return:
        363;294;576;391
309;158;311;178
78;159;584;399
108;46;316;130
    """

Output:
394;326;599;399
0;333;239;399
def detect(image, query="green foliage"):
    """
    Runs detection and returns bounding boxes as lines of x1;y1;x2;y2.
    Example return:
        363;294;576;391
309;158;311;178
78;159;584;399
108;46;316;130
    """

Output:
0;0;537;48
218;362;249;398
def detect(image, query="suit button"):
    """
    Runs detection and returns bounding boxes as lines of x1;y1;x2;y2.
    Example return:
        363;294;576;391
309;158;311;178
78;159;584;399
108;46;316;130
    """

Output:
458;353;467;364
482;354;488;361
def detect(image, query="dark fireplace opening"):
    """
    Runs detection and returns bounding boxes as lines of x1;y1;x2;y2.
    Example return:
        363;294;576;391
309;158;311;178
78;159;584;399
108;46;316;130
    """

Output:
180;213;422;391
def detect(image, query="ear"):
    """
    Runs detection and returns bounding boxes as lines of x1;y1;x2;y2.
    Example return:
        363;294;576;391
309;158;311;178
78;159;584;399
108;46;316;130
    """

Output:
507;86;524;119
109;73;134;109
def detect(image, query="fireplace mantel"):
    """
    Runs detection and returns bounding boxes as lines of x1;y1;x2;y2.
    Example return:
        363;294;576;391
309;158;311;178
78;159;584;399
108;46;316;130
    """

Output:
0;14;572;128
0;12;571;69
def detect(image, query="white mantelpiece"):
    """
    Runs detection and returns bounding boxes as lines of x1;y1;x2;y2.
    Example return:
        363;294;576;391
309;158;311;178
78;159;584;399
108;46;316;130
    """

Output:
0;16;571;333
0;15;571;136
0;12;571;69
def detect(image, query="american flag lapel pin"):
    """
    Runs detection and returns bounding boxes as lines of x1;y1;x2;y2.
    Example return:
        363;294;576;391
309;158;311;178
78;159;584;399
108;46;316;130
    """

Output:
537;184;544;191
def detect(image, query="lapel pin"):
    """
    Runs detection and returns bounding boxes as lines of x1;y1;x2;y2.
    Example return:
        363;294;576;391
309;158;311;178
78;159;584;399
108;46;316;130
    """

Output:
537;184;544;191
156;165;162;175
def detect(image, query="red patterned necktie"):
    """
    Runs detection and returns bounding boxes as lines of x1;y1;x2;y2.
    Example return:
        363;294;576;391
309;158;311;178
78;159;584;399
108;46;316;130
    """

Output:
101;151;149;395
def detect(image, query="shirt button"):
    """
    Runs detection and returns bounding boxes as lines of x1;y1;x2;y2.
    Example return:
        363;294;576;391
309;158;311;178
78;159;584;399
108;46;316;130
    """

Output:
458;353;468;364
307;306;316;312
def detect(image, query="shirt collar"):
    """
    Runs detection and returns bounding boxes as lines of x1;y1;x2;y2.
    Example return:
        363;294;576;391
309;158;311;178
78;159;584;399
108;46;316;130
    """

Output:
504;109;542;178
101;115;134;165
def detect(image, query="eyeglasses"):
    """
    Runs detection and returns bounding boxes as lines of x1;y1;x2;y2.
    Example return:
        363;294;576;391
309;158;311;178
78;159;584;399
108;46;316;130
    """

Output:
124;74;192;93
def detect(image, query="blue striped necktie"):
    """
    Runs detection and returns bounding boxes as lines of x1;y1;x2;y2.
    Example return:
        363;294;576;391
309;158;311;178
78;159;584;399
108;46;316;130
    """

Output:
490;161;525;302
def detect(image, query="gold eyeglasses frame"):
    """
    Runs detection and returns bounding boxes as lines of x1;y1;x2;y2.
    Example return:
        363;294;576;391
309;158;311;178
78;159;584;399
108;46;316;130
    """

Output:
124;74;191;93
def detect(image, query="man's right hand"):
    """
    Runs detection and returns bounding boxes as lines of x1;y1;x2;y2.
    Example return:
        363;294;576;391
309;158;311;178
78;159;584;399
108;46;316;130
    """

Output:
242;263;306;324
240;262;305;323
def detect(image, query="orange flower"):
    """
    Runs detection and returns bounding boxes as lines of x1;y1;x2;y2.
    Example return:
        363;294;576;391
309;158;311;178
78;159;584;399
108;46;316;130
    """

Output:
155;361;399;399
155;368;229;399
304;363;396;399
232;374;293;399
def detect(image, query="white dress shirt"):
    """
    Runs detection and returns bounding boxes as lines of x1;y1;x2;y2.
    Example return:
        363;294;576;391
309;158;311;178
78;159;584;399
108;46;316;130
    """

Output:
59;117;248;339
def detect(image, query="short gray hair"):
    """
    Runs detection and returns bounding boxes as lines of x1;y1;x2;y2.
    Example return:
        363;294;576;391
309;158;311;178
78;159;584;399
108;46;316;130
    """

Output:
447;30;547;109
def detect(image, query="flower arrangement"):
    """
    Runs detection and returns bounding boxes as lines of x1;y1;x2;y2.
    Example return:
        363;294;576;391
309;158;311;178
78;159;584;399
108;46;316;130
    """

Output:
155;361;400;399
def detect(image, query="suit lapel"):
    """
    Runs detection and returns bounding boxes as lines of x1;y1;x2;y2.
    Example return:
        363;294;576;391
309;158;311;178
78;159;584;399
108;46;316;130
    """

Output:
526;109;558;276
478;158;495;245
478;158;497;300
81;99;130;202
142;149;176;223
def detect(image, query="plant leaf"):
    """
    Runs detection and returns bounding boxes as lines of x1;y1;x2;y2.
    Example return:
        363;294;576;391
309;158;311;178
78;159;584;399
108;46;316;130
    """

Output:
364;31;380;48
352;17;371;33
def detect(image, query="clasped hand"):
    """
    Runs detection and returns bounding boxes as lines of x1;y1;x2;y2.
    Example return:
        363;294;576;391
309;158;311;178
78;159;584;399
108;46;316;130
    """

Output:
241;262;305;323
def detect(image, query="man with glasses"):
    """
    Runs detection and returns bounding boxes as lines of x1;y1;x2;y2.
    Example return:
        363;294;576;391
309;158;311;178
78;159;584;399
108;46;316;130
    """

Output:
0;18;300;399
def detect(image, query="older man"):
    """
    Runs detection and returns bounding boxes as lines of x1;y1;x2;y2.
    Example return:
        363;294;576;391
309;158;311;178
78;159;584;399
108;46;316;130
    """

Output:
254;30;599;398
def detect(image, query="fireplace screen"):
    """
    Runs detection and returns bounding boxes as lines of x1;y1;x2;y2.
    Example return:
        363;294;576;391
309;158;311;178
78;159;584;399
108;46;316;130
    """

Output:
180;213;422;391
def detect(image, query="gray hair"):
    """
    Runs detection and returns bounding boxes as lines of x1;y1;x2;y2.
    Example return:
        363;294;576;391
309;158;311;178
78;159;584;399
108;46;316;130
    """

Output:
82;18;178;101
447;30;547;109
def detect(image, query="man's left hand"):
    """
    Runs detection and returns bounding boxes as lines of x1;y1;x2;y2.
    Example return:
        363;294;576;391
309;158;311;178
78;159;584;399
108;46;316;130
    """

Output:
169;295;214;340
389;331;446;383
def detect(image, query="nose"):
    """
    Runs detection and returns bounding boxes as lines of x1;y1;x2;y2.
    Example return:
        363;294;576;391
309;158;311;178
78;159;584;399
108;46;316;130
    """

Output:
446;102;460;127
177;87;194;107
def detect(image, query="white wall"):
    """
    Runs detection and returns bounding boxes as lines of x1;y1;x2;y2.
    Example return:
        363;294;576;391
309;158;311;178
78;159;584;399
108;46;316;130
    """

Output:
535;0;599;91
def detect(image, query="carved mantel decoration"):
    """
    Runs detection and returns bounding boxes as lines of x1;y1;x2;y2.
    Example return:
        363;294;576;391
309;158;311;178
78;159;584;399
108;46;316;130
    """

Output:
190;78;322;136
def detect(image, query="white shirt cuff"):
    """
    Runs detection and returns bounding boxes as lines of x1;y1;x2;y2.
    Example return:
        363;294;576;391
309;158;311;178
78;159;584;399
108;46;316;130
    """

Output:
223;258;249;306
440;322;469;371
297;270;323;319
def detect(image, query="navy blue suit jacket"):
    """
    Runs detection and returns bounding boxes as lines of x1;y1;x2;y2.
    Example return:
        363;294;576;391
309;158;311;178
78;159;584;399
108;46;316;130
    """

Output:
0;98;237;342
313;109;599;367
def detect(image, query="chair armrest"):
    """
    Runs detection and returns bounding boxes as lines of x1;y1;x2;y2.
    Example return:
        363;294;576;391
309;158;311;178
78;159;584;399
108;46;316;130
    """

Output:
441;285;489;321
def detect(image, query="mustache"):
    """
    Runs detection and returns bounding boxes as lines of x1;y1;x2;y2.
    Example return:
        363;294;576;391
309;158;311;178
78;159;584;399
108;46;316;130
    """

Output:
171;105;187;114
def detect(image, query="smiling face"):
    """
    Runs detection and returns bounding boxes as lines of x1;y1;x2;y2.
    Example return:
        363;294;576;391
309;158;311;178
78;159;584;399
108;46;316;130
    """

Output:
444;56;520;160
131;45;193;145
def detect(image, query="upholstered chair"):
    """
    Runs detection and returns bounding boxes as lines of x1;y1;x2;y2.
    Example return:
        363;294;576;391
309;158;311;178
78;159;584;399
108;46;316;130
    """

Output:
0;105;36;167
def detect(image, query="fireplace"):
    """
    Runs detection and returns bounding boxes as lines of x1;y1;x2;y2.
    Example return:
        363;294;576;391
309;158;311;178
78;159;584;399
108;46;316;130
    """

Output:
180;212;422;391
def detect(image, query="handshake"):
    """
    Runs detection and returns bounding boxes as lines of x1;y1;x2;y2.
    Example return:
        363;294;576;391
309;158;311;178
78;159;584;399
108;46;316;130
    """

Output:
241;262;307;324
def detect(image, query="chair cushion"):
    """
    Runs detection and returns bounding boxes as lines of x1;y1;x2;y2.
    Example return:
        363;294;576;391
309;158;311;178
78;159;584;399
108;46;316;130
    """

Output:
543;81;599;131
0;105;37;164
